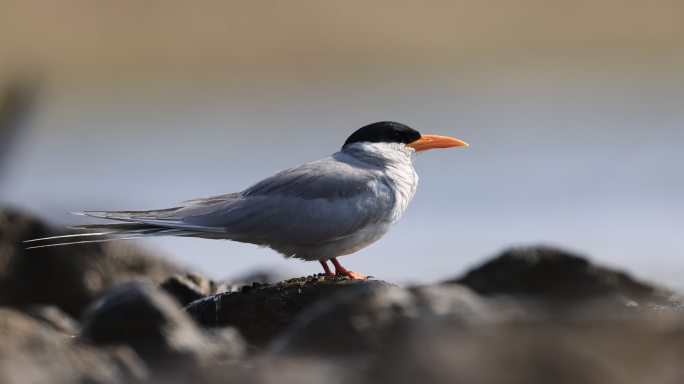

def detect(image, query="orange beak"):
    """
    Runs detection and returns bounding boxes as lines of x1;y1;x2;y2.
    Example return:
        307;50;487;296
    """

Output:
406;134;469;152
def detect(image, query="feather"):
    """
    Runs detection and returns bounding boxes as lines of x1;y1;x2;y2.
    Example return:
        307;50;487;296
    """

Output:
24;225;201;249
23;232;117;243
25;235;145;249
24;141;420;261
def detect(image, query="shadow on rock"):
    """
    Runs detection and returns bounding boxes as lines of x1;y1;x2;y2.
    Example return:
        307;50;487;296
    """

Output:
80;281;245;380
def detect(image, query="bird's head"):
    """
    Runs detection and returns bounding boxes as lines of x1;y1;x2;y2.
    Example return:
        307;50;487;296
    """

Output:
342;121;469;153
342;121;469;159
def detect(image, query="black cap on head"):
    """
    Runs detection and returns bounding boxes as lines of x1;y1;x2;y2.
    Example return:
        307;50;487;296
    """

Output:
343;121;421;148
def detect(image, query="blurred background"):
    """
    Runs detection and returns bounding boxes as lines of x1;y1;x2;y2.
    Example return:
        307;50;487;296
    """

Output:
0;1;682;289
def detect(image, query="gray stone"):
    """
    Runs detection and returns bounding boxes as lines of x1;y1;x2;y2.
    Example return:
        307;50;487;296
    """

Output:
0;308;148;384
80;281;245;373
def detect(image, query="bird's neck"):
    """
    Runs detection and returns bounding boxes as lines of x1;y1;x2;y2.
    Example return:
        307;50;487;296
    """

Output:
340;142;415;167
339;142;419;219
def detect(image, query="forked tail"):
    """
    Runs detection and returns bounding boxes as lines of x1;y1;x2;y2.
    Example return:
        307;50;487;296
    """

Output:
23;208;197;249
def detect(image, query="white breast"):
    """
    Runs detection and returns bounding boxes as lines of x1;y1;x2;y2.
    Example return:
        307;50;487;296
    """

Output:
299;142;419;260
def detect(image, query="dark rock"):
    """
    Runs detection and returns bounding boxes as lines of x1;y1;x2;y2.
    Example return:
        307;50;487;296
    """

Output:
80;281;244;374
0;307;148;384
0;208;184;316
161;272;227;306
185;275;392;346
270;283;497;357
226;269;290;289
450;246;680;308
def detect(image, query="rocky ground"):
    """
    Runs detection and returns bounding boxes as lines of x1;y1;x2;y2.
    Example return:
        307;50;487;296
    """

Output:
0;207;682;384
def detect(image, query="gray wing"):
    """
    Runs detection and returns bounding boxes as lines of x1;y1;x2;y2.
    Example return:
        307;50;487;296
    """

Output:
177;156;396;245
241;156;375;200
61;156;394;248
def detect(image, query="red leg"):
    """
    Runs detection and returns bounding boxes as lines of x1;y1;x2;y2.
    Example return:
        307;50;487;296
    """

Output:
319;260;334;277
330;257;369;280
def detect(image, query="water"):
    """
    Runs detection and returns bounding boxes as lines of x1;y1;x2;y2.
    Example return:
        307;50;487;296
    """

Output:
1;62;683;290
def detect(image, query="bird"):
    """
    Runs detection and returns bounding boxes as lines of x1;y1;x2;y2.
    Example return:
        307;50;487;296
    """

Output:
26;121;468;279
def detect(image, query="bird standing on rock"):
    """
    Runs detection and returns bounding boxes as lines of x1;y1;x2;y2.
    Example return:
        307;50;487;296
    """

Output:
27;122;469;279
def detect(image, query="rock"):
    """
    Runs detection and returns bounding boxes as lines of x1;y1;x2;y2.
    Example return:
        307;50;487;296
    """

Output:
266;281;684;384
20;304;79;335
0;308;148;384
226;269;290;289
185;275;391;346
368;316;684;384
198;356;357;384
200;313;684;384
161;270;294;307
0;208;184;316
450;246;680;308
80;281;245;375
161;272;228;306
202;326;250;364
270;283;497;357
